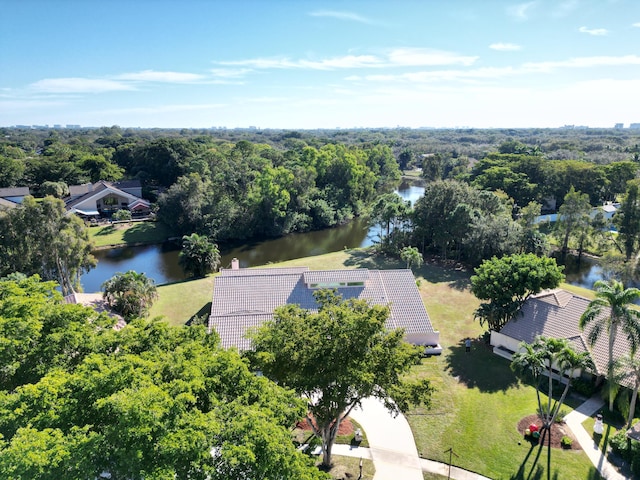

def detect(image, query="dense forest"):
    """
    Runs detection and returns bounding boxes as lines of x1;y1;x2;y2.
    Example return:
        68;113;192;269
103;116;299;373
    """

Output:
2;126;640;267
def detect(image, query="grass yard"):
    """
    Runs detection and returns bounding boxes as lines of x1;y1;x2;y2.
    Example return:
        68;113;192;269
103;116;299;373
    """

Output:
89;221;173;248
408;261;601;479
148;275;215;327
322;456;375;480
149;247;603;478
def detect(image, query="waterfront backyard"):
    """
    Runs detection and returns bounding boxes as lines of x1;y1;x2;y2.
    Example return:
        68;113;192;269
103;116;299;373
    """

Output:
150;249;603;479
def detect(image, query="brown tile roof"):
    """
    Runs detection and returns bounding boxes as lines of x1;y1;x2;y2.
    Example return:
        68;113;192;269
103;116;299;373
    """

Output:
500;289;640;388
209;267;435;350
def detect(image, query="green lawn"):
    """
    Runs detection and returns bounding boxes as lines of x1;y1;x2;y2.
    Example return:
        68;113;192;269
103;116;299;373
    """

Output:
322;456;375;480
149;248;604;479
89;221;173;248
148;275;215;327
409;262;601;479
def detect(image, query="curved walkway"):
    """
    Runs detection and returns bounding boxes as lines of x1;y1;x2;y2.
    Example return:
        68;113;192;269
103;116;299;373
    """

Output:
564;395;627;480
335;397;491;480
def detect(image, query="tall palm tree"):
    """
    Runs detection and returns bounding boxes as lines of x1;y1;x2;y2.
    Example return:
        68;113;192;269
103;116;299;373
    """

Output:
614;354;640;429
580;279;640;411
551;346;595;424
511;341;547;422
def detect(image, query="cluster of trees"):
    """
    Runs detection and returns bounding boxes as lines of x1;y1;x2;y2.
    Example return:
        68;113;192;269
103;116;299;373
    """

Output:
155;141;400;241
0;275;329;479
0;197;95;295
469;149;638;209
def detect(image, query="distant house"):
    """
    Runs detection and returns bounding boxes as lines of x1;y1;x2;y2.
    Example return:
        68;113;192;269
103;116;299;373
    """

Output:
490;289;637;388
0;187;30;209
208;262;440;352
65;180;150;218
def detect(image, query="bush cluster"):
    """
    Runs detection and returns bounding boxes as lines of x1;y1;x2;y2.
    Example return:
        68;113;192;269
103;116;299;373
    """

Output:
610;430;640;477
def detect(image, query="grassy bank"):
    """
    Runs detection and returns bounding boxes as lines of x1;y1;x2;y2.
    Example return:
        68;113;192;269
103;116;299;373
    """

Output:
89;221;173;248
150;248;600;478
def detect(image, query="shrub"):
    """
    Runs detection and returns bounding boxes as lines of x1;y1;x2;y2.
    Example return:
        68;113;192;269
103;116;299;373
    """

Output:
113;209;132;221
610;430;632;460
561;436;573;448
572;377;596;397
555;409;569;423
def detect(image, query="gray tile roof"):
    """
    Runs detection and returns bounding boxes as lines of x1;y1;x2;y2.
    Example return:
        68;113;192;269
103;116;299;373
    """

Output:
500;289;640;388
0;187;30;197
209;267;435;350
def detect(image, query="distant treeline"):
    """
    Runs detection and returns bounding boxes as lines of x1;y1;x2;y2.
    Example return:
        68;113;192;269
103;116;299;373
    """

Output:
1;126;640;246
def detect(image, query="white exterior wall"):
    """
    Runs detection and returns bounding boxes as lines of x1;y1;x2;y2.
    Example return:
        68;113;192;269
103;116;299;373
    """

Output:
406;330;440;346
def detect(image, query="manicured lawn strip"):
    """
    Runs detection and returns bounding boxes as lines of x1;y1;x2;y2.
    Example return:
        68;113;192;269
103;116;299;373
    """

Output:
89;221;173;248
149;275;215;327
423;473;448;480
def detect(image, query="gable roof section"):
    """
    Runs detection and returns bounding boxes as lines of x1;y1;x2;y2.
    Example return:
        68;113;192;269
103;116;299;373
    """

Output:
0;197;18;209
500;288;639;386
65;181;145;210
209;267;435;350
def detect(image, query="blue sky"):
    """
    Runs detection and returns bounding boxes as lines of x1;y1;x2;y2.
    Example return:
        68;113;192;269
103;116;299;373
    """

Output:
2;0;640;129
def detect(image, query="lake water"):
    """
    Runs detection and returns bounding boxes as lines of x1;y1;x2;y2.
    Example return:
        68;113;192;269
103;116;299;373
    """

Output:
80;180;426;291
80;181;608;293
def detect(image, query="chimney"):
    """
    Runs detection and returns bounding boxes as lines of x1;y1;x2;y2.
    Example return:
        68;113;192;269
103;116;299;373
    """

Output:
231;258;240;270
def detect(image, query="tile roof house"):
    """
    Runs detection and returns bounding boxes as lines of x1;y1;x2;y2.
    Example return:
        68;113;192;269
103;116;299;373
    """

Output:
65;180;150;217
0;187;30;209
490;288;639;388
208;262;439;351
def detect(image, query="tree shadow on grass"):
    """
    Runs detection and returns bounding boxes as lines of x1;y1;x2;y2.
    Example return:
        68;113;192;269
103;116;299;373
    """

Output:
343;249;406;270
444;339;519;392
186;302;212;326
94;225;116;236
343;250;471;290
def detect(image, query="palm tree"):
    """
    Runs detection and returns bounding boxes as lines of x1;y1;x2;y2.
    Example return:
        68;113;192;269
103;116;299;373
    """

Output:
511;341;547;422
102;270;158;319
580;279;640;411
550;346;595;424
614;354;640;429
179;233;221;278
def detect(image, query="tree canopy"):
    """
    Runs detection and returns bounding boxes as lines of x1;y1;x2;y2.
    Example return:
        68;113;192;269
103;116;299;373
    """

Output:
0;196;96;295
102;271;158;319
0;275;328;480
249;290;433;467
471;253;565;331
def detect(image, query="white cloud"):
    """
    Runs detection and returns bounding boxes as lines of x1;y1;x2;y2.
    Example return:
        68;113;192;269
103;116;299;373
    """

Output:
386;48;477;66
523;55;640;72
632;22;640;28
218;48;477;71
29;78;133;93
579;26;608;36
309;10;375;24
507;2;536;20
117;70;205;83
489;43;522;51
210;68;253;79
219;55;382;70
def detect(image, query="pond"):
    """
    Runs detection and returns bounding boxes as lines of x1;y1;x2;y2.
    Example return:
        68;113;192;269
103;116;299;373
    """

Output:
80;179;426;292
80;180;609;293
